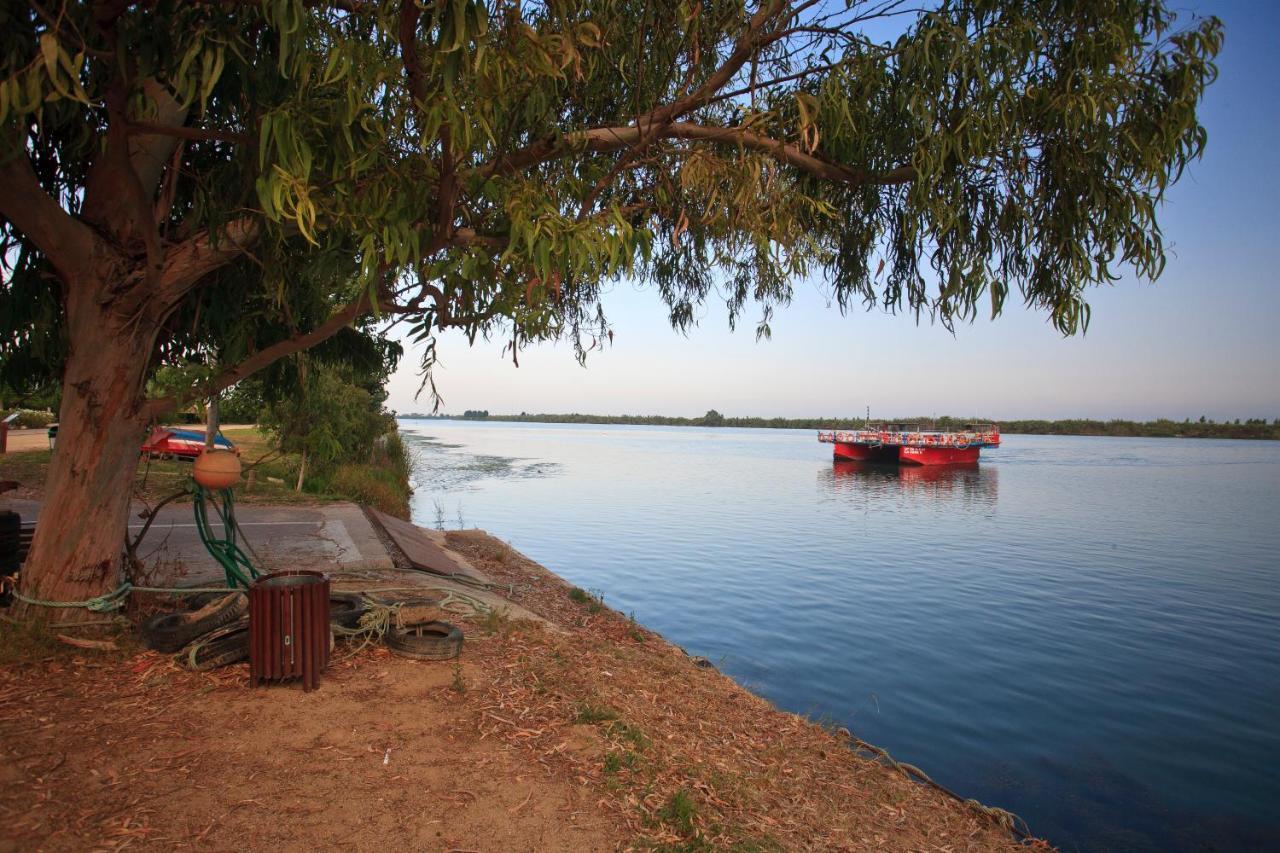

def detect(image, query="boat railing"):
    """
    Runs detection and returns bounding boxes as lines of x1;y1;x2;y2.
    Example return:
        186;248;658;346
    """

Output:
818;428;1001;447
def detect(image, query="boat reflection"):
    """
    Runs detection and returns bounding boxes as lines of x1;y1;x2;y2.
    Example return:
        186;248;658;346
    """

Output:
821;459;999;510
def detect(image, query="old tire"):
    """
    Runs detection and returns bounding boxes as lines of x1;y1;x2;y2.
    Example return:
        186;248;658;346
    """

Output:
329;592;368;629
181;619;249;671
385;620;463;660
141;592;247;653
0;511;20;575
181;590;227;611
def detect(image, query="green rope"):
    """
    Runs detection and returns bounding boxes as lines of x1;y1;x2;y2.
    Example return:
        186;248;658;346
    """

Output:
13;584;134;612
192;484;260;589
12;582;240;612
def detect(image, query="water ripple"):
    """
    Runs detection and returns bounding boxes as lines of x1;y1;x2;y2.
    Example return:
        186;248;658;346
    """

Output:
401;420;1280;852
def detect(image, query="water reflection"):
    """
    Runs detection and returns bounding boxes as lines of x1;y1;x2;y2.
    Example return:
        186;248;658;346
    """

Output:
821;460;999;510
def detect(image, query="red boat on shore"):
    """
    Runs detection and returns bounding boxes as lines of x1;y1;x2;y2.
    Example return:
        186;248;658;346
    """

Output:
142;427;239;460
818;423;1000;466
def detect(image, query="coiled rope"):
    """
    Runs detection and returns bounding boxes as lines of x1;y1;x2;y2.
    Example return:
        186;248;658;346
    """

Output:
329;587;493;654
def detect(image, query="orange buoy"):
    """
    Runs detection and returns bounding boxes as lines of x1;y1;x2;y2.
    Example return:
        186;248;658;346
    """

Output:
194;449;242;489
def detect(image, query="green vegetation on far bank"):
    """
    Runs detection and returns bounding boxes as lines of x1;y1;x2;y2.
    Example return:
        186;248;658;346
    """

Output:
400;411;1280;441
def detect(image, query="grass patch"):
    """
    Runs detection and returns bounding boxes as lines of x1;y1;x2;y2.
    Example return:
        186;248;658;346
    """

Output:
0;617;132;667
605;720;649;751
603;749;642;774
0;448;52;486
0;618;72;667
480;607;510;636
320;463;409;517
568;586;604;613
659;789;699;835
449;661;466;694
573;703;620;724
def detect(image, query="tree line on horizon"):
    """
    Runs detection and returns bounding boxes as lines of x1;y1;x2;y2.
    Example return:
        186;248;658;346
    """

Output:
397;410;1280;440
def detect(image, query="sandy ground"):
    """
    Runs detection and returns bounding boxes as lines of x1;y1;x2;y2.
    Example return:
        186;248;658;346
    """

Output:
0;429;49;453
0;531;1040;852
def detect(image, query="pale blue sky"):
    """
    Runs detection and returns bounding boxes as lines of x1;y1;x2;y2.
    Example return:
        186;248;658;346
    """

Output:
386;1;1279;421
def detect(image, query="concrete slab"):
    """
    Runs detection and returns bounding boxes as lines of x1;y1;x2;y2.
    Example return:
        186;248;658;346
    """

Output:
0;498;395;582
3;496;556;629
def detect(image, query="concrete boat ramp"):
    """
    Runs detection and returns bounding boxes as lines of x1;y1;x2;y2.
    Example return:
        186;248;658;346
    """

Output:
2;497;541;622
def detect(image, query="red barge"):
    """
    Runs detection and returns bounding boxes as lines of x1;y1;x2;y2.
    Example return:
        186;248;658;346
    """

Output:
818;423;1000;466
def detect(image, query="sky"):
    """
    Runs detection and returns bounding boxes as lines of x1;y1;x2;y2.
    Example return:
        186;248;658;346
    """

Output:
385;0;1280;421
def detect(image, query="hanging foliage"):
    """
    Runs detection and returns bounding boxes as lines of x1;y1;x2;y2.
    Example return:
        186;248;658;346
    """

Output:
0;0;1222;614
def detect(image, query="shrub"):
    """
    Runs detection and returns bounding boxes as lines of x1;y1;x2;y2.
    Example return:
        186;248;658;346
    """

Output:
326;463;409;517
3;409;55;429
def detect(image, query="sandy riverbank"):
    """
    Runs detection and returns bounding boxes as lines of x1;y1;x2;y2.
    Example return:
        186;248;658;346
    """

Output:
0;529;1041;851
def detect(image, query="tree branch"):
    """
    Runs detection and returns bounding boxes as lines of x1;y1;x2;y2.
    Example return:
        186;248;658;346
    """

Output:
647;0;792;126
0;136;97;279
479;122;914;187
81;64;167;278
666;122;915;185
154;217;263;307
450;227;507;249
144;289;379;416
125;121;249;145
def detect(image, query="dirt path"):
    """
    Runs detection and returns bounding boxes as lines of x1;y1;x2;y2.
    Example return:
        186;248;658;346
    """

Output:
0;429;49;454
0;531;1042;852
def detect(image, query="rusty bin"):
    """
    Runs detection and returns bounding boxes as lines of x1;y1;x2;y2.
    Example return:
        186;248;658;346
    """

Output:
249;570;330;691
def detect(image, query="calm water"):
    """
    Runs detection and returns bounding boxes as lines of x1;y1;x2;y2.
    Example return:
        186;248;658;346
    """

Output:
400;420;1280;852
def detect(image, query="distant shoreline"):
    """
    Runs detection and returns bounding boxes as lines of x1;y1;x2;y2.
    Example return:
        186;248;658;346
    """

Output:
397;413;1280;441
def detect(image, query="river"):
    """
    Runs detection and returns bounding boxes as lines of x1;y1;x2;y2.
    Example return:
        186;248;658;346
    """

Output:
399;419;1280;852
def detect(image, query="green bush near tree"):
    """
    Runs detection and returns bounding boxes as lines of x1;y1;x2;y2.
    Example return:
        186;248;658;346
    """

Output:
1;409;55;429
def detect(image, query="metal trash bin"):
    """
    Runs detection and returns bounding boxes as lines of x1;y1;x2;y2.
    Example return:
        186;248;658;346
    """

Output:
248;570;330;691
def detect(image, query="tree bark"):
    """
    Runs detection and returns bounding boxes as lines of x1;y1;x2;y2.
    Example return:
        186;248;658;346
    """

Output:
16;274;159;623
206;394;220;450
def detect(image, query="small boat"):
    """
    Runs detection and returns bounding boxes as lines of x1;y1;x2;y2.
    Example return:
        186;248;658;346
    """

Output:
818;422;999;465
142;427;238;460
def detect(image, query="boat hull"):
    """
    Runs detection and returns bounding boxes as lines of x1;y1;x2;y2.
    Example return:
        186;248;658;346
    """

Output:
898;445;981;466
833;442;898;462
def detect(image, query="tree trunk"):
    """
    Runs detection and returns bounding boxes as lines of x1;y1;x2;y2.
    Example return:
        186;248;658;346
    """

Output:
16;277;158;623
295;449;307;492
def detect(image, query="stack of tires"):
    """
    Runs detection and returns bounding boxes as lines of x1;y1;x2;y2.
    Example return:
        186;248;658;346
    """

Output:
142;591;378;671
0;511;21;607
142;589;464;670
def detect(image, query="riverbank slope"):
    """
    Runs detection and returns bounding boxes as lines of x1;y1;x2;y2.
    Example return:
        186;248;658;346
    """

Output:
0;528;1039;851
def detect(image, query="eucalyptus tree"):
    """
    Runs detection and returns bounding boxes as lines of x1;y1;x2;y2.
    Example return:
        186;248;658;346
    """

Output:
0;0;1220;616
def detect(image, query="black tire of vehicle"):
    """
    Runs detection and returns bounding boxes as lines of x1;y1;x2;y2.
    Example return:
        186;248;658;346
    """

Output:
384;620;463;661
141;592;247;653
329;592;369;629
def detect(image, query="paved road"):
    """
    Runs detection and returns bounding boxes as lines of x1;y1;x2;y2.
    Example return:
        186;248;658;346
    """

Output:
2;498;394;583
